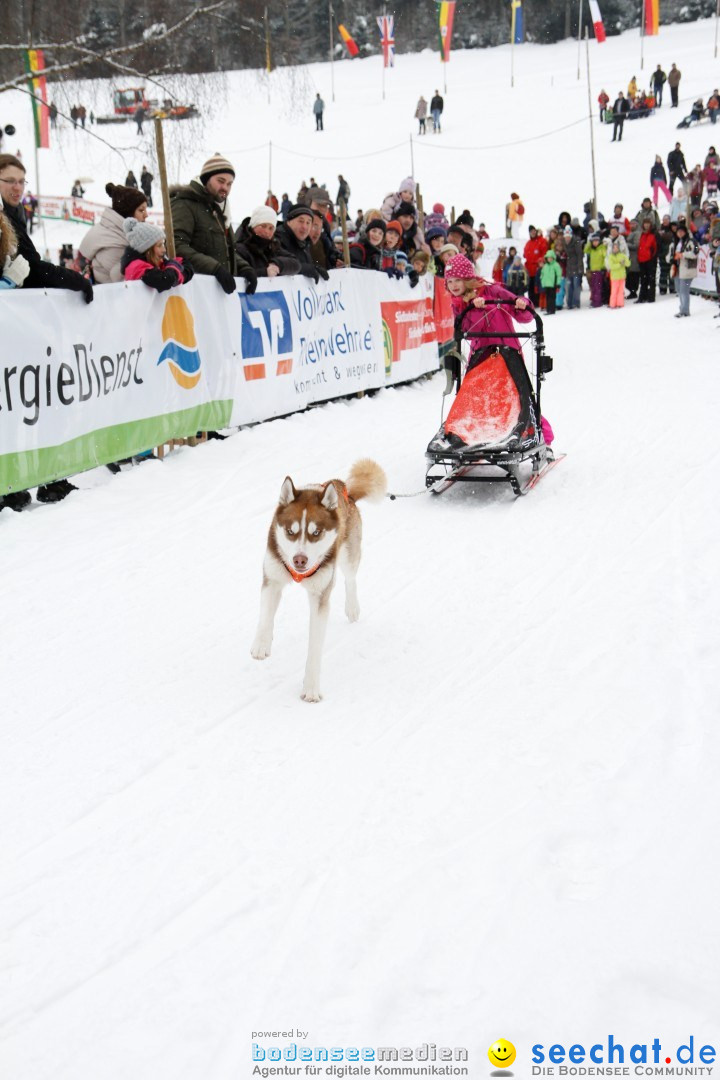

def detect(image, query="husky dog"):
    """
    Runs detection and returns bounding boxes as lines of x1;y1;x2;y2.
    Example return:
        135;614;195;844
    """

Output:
251;459;387;702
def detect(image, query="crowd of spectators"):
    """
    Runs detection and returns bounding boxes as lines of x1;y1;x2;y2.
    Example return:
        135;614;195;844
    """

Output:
2;137;718;510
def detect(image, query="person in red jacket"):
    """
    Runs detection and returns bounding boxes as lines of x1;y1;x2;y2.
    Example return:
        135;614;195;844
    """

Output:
523;225;548;306
637;219;658;303
598;89;610;120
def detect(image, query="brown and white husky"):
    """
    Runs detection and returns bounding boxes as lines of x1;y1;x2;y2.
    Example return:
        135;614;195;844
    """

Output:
251;459;387;702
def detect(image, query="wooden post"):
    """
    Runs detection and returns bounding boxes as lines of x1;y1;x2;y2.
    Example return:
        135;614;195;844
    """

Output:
340;197;350;266
154;117;174;258
416;183;424;228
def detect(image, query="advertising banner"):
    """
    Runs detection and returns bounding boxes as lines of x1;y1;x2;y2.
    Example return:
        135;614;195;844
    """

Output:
0;278;235;493
1;272;444;494
38;194;164;226
691;244;717;295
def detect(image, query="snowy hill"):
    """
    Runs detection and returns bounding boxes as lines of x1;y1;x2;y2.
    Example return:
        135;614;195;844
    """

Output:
2;18;720;1080
3;16;719;245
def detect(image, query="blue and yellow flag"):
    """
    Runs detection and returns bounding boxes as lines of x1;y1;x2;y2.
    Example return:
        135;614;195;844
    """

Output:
510;0;524;45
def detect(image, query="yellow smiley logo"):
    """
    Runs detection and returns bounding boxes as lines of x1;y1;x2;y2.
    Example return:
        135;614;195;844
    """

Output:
488;1041;516;1069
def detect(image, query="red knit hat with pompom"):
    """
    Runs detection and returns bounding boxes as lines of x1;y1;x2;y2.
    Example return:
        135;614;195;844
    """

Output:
444;254;478;279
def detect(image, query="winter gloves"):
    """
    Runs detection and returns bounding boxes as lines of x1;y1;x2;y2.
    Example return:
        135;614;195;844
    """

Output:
1;253;30;287
383;266;419;287
300;264;329;283
214;266;237;294
215;265;258;294
73;274;94;303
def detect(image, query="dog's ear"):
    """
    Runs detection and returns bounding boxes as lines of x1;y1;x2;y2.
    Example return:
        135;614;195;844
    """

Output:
279;477;296;506
321;482;338;510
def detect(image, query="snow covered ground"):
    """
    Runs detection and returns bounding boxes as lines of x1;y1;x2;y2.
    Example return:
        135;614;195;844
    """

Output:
2;17;720;1080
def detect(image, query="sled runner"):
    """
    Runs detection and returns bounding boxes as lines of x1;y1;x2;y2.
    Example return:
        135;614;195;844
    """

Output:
425;300;561;496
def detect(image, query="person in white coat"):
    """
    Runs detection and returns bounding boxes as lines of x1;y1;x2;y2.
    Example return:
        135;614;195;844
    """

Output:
78;182;148;283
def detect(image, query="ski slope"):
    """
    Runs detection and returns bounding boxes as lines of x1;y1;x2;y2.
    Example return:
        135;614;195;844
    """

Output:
2;17;720;1080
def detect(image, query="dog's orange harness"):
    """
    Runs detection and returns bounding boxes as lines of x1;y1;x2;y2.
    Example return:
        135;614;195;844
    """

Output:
286;563;322;583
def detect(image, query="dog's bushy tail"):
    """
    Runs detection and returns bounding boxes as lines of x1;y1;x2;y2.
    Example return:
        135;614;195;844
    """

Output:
347;459;387;503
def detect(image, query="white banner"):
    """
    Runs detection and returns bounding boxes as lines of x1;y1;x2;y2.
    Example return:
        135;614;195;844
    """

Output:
228;271;439;426
692;243;717;295
0;271;442;492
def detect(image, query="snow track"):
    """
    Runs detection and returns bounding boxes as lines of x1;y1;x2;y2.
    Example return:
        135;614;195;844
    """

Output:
2;299;719;1076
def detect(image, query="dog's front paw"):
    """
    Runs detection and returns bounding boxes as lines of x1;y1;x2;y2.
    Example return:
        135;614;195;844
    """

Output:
301;685;323;703
345;600;360;623
251;638;272;660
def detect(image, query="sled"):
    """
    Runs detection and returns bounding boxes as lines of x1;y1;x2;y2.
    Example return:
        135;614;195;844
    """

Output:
425;300;560;497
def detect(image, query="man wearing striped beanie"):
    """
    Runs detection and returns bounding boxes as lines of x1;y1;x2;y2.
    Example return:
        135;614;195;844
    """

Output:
171;153;257;294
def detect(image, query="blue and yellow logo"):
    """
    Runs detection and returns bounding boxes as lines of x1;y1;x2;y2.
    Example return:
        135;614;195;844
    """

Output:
157;295;201;389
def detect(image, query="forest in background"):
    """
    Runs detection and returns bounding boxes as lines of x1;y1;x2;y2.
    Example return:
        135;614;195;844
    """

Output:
1;0;715;87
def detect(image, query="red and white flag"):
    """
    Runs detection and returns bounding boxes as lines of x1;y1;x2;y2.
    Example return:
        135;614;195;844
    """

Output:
588;0;606;42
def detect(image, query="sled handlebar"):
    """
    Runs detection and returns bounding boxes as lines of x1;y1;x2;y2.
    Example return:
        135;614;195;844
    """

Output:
454;299;544;343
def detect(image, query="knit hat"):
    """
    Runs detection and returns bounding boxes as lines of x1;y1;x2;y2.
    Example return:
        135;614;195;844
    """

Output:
439;243;459;257
590;232;602;241
123;216;165;253
563;225;573;235
432;202;445;214
286;204;314;222
386;220;403;237
399;177;416;195
456;211;475;228
445;254;478;279
396;201;416;218
199;154;235;183
412;251;430;269
425;226;447;243
395;250;409;267
105;182;147;219
249;205;277;229
307;185;332;207
365;218;386;234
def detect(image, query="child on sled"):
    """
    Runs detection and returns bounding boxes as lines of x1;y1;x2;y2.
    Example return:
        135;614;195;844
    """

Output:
442;253;554;445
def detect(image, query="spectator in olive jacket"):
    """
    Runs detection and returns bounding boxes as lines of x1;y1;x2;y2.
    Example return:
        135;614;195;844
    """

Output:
171;154;257;294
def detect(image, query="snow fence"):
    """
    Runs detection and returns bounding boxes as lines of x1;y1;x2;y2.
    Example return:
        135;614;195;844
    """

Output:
0;270;454;495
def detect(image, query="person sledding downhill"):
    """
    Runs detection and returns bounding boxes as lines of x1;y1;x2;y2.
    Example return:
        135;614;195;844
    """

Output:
425;254;561;496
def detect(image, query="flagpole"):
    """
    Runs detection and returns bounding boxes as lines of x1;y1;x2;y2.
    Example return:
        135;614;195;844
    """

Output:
640;0;645;72
33;140;48;254
577;0;583;80
329;1;335;102
382;5;386;101
264;5;271;106
585;27;598;219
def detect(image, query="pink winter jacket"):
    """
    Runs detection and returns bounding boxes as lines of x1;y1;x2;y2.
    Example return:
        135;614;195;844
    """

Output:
124;255;187;285
450;281;535;353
